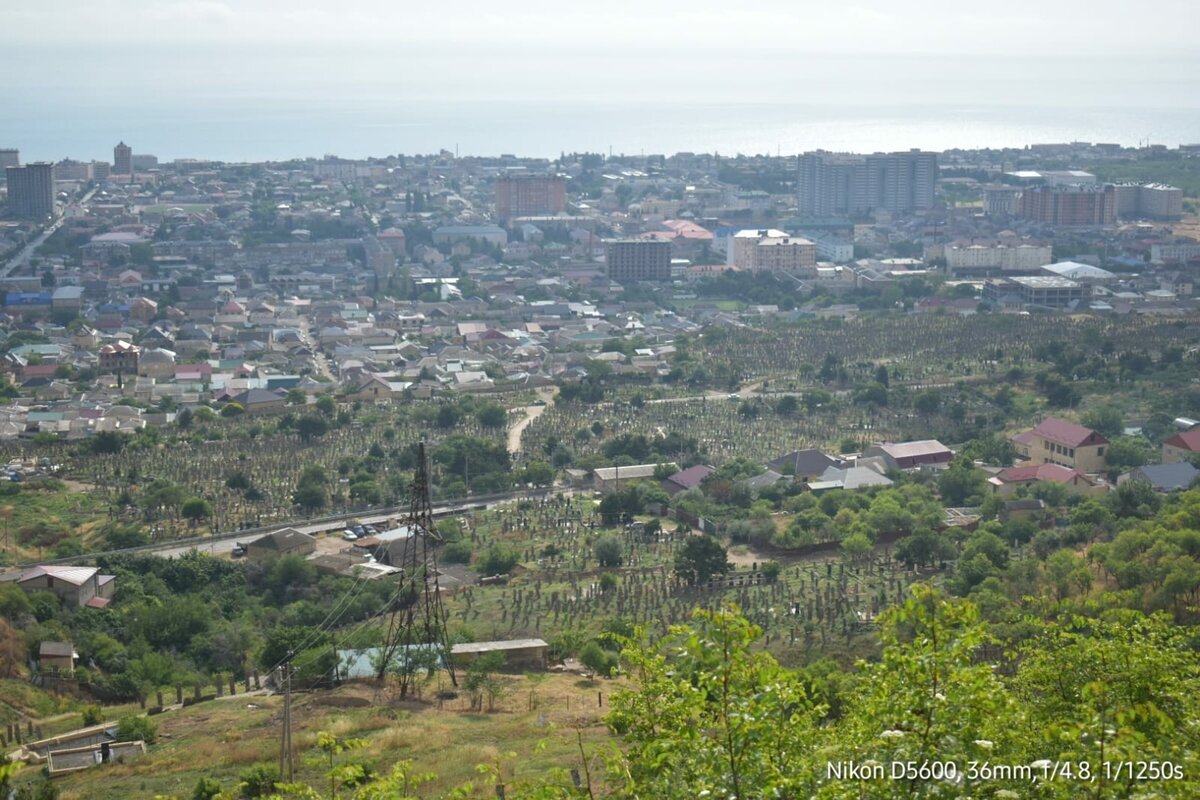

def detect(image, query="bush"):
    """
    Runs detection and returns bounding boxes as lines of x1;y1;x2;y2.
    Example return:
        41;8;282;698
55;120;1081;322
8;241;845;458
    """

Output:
579;640;618;677
80;705;103;726
599;572;618;593
115;714;156;744
476;543;519;576
593;536;622;568
238;764;280;798
192;777;222;800
441;540;472;564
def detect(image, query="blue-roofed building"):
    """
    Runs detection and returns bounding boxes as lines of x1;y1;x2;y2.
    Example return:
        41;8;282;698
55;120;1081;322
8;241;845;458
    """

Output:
5;291;52;307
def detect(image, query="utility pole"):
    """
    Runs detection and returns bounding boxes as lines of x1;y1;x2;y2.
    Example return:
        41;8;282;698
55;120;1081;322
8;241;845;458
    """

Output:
279;652;295;782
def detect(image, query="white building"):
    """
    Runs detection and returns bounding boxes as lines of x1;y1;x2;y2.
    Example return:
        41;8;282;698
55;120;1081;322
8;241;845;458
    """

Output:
944;242;1052;276
1150;243;1200;264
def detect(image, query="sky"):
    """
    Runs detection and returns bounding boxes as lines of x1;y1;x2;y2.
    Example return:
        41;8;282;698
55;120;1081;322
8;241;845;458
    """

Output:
3;0;1197;54
2;1;1198;160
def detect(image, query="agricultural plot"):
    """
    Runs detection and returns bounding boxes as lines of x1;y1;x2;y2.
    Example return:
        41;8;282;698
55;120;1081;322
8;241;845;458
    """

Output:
0;406;507;542
443;496;929;663
683;314;1200;384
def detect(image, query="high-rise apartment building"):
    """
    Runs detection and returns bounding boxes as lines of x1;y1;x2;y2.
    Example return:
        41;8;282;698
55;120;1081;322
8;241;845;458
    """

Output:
113;141;132;175
495;173;567;220
5;162;55;219
605;240;671;283
0;149;18;173
1018;184;1117;226
797;149;938;216
1114;183;1184;220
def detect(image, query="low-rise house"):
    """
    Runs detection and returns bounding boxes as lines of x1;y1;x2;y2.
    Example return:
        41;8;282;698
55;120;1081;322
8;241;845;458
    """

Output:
593;463;676;492
863;440;953;471
229;388;287;415
1012;417;1108;473
988;463;1105;497
767;449;847;480
16;565;115;608
809;465;893;492
1119;463;1199;492
661;464;715;496
39;641;78;674
244;528;316;562
1162;430;1200;464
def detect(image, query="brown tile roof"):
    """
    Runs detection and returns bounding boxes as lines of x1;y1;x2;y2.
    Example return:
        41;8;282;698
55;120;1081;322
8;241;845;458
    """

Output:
1031;417;1107;448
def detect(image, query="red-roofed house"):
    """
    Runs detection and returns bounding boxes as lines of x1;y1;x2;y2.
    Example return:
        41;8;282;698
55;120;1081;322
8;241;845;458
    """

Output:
1163;430;1200;464
1012;417;1108;473
989;463;1105;497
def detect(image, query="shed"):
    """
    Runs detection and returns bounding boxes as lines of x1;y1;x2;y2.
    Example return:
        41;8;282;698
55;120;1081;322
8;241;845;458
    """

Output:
245;528;316;562
450;638;549;670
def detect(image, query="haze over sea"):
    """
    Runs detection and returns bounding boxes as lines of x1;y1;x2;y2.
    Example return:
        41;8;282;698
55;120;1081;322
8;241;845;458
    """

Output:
3;46;1199;162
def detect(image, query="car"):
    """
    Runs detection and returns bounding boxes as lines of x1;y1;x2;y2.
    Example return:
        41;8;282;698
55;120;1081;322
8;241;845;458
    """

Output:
342;529;358;541
363;525;378;536
727;393;740;400
351;525;366;536
231;545;247;558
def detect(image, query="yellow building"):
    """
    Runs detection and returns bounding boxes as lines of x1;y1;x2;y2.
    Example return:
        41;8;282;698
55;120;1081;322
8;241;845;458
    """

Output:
1011;417;1108;474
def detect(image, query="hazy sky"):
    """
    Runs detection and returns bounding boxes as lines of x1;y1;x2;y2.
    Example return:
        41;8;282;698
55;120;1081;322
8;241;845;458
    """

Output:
4;0;1198;53
2;0;1198;160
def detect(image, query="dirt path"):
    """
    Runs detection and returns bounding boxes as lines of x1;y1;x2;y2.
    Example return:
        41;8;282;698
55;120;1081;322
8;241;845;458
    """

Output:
507;388;556;454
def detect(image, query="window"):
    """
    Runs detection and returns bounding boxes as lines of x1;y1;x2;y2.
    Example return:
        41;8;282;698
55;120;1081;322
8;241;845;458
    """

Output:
1097;447;1105;457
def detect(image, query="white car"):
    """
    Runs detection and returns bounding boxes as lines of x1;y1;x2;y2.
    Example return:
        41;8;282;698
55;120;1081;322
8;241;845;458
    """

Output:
342;529;358;541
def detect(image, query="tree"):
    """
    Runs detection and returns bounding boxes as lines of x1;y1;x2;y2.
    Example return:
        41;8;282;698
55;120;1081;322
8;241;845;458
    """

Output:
520;460;555;487
937;460;989;505
913;390;941;416
475;402;507;428
476;542;519;576
181;497;212;523
1105;435;1154;478
315;395;336;416
89;430;127;454
607;606;824;798
225;471;251;492
286;388;306;405
1081;405;1124;438
674;535;730;585
296;414;329;442
579;640;617;678
220;402;245;418
594;535;622;568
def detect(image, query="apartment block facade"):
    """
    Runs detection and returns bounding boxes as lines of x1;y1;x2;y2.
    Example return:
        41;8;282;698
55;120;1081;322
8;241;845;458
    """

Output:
1018;184;1118;226
797;149;938;216
495;174;567;220
605;240;671;282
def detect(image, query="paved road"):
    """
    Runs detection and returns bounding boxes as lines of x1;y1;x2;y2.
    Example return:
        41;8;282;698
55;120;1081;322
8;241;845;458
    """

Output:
1;188;95;278
153;491;573;560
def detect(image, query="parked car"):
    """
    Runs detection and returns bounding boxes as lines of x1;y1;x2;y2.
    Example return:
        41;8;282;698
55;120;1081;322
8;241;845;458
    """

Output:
342;529;358;541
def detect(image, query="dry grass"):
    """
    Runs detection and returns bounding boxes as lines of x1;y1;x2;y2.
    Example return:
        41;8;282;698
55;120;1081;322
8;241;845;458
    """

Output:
51;673;618;799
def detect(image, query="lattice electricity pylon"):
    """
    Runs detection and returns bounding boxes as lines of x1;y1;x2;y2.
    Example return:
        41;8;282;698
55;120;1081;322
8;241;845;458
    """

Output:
377;442;457;696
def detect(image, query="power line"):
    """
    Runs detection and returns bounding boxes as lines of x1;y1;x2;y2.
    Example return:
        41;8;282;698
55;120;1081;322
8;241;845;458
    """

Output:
278;652;295;782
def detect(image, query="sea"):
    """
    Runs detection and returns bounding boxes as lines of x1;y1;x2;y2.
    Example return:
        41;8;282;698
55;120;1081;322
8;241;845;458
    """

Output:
2;47;1199;162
